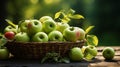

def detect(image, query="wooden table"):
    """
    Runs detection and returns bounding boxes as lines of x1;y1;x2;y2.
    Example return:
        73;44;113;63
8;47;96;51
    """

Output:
0;46;120;67
89;46;120;67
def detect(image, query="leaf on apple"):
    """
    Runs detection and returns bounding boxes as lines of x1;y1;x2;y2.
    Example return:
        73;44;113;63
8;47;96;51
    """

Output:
85;26;95;34
86;35;98;46
5;19;16;28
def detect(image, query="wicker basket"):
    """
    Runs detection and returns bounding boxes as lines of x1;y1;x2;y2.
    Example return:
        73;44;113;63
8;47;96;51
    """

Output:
5;40;85;59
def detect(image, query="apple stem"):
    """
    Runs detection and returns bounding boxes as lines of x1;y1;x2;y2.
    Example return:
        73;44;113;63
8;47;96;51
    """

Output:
70;27;74;31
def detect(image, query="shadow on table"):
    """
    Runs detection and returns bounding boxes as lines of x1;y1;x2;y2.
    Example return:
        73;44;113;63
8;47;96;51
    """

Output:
0;59;89;67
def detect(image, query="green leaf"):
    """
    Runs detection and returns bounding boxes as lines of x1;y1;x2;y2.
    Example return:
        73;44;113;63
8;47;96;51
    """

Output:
41;57;48;63
86;35;98;46
68;9;75;15
61;17;71;23
41;52;60;63
54;12;62;19
67;9;75;16
5;19;16;28
85;26;95;34
59;57;70;63
69;14;84;19
53;57;59;62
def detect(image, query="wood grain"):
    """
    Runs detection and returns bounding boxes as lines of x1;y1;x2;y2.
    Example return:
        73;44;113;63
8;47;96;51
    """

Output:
89;46;120;67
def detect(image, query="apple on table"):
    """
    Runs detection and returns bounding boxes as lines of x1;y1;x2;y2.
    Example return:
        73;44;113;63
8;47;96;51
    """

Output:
82;45;98;61
0;47;9;60
69;47;84;61
102;47;115;60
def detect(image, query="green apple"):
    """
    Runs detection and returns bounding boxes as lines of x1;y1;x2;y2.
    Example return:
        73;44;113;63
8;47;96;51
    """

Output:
4;25;18;34
32;32;48;42
69;47;83;61
19;20;42;36
27;19;42;36
19;20;30;32
81;46;87;54
63;27;81;42
14;32;30;42
102;47;115;60
83;45;98;61
56;22;69;33
0;36;7;47
48;31;63;41
39;16;54;23
0;47;9;60
77;27;85;40
42;20;56;34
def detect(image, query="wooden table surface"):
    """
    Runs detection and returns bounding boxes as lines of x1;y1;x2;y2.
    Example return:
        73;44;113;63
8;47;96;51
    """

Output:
0;46;120;67
89;46;120;67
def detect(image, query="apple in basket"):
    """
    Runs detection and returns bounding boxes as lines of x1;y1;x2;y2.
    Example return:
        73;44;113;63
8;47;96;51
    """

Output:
39;16;54;23
32;32;48;42
78;27;85;40
48;31;63;41
63;27;83;42
19;19;42;36
27;20;42;36
42;20;56;34
4;31;15;40
19;20;30;32
56;22;70;33
14;32;30;42
4;25;18;34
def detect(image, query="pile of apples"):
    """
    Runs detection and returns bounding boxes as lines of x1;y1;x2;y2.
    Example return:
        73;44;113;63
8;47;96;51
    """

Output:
4;16;85;42
2;16;115;62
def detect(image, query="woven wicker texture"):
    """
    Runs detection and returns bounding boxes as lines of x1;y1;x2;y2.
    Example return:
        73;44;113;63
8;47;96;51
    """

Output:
5;40;85;59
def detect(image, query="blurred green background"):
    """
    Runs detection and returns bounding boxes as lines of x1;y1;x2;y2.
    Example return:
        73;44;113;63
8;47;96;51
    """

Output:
0;0;120;46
